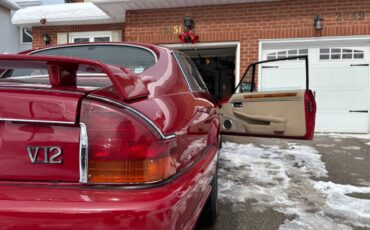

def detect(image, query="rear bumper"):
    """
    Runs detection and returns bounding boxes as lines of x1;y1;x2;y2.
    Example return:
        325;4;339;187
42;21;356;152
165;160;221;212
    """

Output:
0;146;218;230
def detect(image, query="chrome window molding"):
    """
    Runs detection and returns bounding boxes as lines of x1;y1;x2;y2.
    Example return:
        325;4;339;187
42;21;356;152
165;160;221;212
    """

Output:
79;123;88;183
0;118;75;125
0;86;86;95
87;95;176;140
172;52;207;93
172;52;192;91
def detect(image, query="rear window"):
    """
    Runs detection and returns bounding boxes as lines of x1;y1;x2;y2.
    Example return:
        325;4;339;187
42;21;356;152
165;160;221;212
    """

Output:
0;44;157;87
33;45;157;74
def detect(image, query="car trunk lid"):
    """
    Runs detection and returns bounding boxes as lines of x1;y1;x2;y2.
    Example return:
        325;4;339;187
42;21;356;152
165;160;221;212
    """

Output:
0;54;149;183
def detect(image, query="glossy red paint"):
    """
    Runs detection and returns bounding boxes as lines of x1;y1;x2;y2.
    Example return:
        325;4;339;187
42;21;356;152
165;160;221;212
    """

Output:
303;90;317;140
0;43;220;229
0;54;149;101
0;145;218;230
0;42;315;228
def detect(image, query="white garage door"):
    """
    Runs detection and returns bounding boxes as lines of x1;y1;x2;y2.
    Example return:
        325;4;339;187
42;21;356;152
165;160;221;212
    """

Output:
261;46;369;133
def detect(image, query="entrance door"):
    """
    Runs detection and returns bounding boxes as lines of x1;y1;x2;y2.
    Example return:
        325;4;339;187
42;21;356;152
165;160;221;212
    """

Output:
180;47;236;100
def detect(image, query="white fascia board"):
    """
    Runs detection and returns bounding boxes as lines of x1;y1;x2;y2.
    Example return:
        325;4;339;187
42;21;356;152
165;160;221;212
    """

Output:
1;0;20;10
11;2;122;27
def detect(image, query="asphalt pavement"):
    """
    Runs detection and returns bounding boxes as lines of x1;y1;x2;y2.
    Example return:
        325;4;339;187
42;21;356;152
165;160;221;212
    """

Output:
196;133;370;230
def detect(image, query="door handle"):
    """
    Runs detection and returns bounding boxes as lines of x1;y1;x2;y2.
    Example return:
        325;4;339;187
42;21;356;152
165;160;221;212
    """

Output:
262;66;279;69
350;64;369;67
233;102;243;108
349;110;368;113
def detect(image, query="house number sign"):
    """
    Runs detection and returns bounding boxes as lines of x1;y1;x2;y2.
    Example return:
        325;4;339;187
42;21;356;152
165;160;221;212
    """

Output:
164;25;183;34
336;11;365;21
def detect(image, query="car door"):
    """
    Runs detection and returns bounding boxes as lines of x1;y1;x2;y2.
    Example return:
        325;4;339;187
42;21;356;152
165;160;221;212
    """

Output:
218;56;316;140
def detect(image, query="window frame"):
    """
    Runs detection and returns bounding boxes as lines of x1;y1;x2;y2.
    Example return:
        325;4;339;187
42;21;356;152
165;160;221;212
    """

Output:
319;47;365;61
68;31;113;43
173;52;208;93
20;27;33;44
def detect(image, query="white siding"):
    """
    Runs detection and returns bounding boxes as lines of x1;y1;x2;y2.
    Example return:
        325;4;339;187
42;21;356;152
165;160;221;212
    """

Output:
0;5;11;53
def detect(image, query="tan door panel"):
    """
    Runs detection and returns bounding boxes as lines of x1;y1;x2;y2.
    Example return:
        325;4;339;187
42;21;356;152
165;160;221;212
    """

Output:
219;90;307;137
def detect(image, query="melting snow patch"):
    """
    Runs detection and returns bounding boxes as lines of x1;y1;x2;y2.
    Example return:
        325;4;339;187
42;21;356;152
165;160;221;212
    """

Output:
341;146;361;151
366;142;370;146
316;133;370;140
316;144;336;148
219;142;370;229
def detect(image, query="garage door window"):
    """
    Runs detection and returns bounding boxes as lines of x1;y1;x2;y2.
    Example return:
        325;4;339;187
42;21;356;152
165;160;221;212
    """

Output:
319;48;365;60
266;49;308;60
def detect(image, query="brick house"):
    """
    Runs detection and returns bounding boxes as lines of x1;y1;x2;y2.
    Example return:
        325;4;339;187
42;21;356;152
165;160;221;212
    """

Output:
12;0;370;133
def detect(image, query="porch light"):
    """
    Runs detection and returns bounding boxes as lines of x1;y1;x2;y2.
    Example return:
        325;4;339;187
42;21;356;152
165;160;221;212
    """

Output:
43;33;51;45
179;15;199;44
314;15;323;31
184;15;194;32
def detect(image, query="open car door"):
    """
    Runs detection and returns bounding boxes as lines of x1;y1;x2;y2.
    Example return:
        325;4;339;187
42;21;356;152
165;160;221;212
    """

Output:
218;56;316;140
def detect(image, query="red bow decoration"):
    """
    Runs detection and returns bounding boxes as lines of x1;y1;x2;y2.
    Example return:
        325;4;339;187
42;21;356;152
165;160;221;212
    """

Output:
178;31;199;44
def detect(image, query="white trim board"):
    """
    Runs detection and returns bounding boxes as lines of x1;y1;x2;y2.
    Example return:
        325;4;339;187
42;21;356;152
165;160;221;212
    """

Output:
260;36;370;49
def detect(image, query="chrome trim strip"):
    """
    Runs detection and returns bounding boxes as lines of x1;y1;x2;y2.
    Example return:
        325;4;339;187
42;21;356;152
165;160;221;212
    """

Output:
172;52;192;91
29;43;158;63
87;95;176;140
0;118;75;125
79;123;88;183
0;86;86;95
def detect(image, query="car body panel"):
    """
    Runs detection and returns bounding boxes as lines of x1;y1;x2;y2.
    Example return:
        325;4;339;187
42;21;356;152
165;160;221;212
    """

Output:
0;145;218;230
0;43;314;229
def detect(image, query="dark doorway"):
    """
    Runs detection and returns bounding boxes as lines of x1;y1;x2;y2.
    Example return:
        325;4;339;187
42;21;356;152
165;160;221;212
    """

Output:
180;47;236;100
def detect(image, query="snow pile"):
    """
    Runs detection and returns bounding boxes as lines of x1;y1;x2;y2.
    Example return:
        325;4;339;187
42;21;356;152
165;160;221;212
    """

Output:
314;182;370;227
218;141;370;229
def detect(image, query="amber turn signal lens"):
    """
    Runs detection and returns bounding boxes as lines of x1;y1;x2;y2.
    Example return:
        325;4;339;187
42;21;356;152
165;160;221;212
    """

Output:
88;156;176;184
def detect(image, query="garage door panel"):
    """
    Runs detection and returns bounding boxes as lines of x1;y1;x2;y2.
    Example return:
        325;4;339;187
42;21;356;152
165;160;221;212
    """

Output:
311;65;369;87
261;64;306;91
314;89;368;109
316;113;368;133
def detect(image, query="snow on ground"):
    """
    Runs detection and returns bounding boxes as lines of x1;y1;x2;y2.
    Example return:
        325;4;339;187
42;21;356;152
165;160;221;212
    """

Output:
315;133;370;140
218;141;370;229
341;146;361;150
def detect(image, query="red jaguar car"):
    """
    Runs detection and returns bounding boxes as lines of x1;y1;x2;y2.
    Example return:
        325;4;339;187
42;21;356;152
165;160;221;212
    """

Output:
0;43;316;230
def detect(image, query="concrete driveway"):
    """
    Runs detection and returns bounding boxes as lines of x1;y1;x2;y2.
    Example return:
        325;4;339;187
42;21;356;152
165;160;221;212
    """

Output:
197;134;370;230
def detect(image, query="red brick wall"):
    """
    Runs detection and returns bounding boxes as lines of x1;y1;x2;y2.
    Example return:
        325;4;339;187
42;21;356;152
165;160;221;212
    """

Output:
32;23;124;48
125;0;370;73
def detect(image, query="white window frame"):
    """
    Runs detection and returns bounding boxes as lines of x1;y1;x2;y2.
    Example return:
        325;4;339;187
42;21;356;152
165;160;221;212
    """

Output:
20;27;33;45
68;31;113;43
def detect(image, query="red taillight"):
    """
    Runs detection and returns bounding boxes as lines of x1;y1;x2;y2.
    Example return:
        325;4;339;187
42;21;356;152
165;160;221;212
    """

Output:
80;99;177;184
